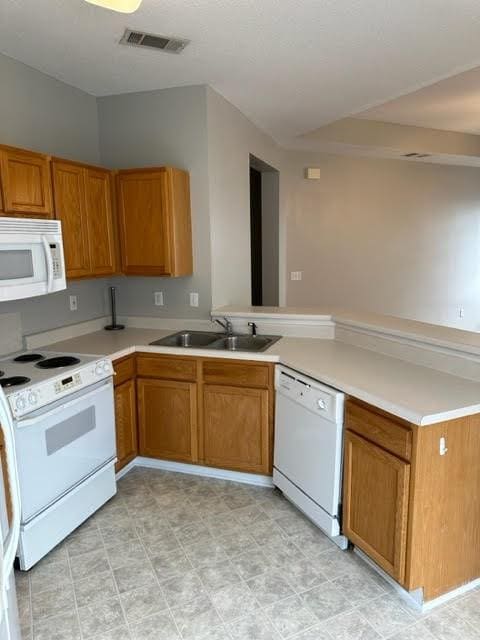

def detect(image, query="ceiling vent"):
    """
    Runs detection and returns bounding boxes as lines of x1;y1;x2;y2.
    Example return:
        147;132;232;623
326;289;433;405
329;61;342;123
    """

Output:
120;28;189;53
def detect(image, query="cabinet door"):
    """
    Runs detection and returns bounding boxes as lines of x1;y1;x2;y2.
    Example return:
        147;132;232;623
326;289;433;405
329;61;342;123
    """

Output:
114;379;138;472
343;430;410;583
137;378;197;462
117;170;170;275
202;384;270;474
85;168;116;276
52;161;91;278
0;148;53;217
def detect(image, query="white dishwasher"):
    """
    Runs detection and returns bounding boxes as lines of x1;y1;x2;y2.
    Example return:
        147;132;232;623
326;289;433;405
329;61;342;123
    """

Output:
273;365;347;548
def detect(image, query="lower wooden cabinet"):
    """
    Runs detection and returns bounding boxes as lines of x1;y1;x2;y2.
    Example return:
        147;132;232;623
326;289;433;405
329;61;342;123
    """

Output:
113;356;138;472
343;429;410;583
0;428;12;524
203;384;270;474
134;353;274;475
137;378;198;463
114;379;138;473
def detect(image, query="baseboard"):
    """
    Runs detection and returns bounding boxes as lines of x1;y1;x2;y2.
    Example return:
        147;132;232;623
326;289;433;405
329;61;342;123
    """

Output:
115;459;137;480
125;456;274;487
353;547;480;612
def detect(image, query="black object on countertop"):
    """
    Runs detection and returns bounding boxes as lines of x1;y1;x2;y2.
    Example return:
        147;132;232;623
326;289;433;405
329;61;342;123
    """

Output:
104;286;125;331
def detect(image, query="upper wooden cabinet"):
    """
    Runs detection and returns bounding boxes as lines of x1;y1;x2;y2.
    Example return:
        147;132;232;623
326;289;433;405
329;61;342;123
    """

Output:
0;147;53;217
52;159;116;279
84;167;116;276
117;167;193;277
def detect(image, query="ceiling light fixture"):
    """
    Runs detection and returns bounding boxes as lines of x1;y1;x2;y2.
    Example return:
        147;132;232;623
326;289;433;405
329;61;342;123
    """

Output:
85;0;143;14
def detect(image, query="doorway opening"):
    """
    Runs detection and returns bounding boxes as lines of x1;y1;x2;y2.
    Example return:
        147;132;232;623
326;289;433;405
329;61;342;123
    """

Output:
249;155;279;306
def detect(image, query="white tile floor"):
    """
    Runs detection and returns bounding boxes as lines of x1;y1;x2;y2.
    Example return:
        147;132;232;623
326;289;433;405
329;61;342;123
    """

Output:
15;467;480;639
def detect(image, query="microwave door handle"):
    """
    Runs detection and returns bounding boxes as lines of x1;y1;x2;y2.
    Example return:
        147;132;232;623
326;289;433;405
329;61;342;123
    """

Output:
17;381;111;428
0;391;21;591
41;235;54;292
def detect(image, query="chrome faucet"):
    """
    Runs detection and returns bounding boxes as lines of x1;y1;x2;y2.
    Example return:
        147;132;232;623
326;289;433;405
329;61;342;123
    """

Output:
248;322;257;337
213;316;233;335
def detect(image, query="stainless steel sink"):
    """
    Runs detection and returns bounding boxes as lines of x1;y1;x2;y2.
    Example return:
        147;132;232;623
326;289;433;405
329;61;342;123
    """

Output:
210;335;277;352
150;331;221;348
150;331;280;352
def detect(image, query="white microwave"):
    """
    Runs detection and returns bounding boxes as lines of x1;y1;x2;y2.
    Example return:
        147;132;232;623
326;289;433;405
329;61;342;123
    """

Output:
0;218;66;301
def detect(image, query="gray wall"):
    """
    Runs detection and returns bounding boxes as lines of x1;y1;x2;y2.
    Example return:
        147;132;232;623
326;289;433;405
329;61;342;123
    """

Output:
285;151;480;330
0;53;108;337
0;54;100;163
98;85;212;320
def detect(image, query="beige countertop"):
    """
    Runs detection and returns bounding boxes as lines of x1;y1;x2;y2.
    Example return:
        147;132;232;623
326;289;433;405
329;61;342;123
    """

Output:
214;305;480;355
44;327;480;427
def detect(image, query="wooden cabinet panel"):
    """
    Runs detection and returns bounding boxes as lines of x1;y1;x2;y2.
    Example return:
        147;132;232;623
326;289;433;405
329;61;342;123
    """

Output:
0;428;12;524
202;384;270;474
0;148;53;217
85;168;116;276
53;159;116;279
117;169;168;275
117;167;192;277
137;378;198;462
114;379;138;472
52;161;90;278
202;360;271;389
346;399;412;461
136;354;197;382
343;430;410;583
114;355;136;387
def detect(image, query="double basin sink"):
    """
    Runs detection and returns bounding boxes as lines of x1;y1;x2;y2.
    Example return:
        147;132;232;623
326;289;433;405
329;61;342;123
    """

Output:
150;330;281;353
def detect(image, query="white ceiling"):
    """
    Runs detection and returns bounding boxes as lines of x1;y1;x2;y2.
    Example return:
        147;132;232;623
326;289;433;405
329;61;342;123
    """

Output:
356;66;480;135
3;0;480;143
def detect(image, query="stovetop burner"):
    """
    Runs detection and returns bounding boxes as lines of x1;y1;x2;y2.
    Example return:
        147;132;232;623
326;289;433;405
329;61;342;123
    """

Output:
14;353;45;363
35;356;81;370
0;376;31;388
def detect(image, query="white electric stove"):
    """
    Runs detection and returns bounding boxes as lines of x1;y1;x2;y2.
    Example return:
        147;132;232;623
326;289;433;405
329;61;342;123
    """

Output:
0;351;117;569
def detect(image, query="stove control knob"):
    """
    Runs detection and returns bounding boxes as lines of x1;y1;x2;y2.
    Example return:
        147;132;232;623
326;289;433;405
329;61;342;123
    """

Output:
95;364;104;377
103;362;111;373
28;392;38;406
15;396;26;411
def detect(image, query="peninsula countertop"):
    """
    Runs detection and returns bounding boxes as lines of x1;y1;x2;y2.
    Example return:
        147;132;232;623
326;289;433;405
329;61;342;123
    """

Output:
43;327;480;427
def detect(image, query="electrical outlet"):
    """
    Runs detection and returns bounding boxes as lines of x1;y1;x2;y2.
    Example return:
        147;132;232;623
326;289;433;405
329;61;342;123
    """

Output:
69;295;78;311
290;271;303;281
189;292;199;307
154;291;164;306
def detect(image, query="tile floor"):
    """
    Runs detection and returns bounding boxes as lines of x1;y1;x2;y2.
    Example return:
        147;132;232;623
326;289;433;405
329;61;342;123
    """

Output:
15;467;480;640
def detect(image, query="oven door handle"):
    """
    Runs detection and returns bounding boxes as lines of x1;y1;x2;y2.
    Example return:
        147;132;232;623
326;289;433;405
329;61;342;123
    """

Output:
17;381;112;428
42;235;54;293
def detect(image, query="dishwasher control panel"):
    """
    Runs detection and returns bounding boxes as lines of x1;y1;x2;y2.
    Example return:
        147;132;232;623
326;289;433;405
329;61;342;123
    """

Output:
275;366;343;422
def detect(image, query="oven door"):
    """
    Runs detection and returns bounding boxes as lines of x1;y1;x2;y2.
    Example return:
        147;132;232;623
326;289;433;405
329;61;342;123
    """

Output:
0;234;65;301
14;379;115;523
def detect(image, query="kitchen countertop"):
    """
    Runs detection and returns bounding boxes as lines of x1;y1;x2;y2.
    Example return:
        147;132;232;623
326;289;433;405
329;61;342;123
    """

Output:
44;327;480;427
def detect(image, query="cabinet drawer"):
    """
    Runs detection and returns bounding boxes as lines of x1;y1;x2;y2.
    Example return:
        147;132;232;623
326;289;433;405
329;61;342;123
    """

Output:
113;355;136;386
346;400;412;461
136;354;197;381
202;360;271;389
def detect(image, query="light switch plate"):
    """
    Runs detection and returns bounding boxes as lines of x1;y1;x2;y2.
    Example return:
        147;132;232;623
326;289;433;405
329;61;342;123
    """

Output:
154;291;164;306
290;271;303;281
69;295;78;311
189;292;199;307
